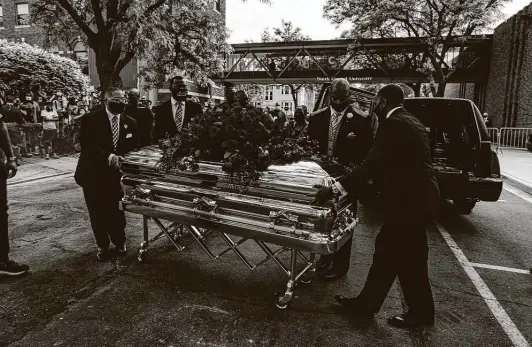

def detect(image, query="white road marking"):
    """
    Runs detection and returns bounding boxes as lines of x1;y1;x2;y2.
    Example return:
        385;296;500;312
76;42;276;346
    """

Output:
438;226;530;347
504;184;532;205
469;262;531;275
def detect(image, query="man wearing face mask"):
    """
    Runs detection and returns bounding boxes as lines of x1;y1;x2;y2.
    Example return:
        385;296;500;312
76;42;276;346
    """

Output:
313;84;440;328
307;78;374;280
153;76;202;142
125;88;154;146
74;88;139;261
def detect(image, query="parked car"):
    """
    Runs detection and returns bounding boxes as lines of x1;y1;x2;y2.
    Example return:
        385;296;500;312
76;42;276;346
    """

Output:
314;84;503;214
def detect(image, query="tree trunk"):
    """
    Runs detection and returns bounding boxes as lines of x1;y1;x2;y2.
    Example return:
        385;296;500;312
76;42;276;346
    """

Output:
91;34;124;97
289;84;298;107
436;82;446;97
407;82;422;97
95;51;123;97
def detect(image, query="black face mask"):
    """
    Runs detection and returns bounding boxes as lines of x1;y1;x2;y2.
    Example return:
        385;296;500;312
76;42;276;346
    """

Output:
331;101;349;112
108;101;126;114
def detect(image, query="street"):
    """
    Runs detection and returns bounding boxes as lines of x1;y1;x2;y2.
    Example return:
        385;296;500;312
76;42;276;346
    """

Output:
1;160;531;347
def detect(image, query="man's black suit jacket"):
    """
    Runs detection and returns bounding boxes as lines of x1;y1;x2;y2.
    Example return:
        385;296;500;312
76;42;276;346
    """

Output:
338;108;441;224
153;99;202;141
74;108;138;199
307;105;374;166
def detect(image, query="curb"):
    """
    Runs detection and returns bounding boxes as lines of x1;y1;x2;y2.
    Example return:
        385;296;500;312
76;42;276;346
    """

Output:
501;172;532;196
7;171;74;187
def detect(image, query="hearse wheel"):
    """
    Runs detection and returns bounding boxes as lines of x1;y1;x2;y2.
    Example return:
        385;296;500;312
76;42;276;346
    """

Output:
453;198;477;214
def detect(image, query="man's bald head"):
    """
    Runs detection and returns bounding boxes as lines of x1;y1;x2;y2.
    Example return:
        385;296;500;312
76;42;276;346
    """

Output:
127;88;140;106
330;78;351;112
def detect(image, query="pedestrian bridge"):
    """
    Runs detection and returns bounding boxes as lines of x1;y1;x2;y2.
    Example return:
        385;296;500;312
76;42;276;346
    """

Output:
212;35;493;85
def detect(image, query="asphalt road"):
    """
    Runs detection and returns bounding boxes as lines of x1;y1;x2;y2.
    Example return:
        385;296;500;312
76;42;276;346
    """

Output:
0;172;531;347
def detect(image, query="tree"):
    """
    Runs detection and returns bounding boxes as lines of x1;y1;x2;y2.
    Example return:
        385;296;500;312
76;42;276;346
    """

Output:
32;0;272;95
138;1;231;89
261;20;312;107
324;0;509;96
0;39;90;96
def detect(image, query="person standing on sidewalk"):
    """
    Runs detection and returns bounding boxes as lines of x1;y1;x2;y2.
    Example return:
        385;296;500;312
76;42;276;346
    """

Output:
75;88;138;261
41;102;60;159
0;107;30;276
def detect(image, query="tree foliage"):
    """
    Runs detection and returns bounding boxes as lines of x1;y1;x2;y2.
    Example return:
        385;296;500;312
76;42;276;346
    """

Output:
324;0;509;96
0;39;90;96
138;1;231;89
32;0;271;94
261;20;313;107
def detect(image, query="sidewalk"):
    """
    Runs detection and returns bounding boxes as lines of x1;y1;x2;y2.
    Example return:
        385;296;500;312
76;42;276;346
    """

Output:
497;148;532;194
7;155;78;186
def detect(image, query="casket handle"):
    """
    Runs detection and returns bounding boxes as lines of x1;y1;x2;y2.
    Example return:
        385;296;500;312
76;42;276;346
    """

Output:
193;196;218;215
269;210;298;224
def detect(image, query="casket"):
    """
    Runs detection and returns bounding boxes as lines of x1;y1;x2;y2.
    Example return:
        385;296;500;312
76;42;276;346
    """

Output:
120;146;357;255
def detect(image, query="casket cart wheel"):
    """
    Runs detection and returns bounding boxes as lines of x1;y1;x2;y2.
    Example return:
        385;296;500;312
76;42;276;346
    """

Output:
274;291;293;310
299;275;314;285
137;248;147;262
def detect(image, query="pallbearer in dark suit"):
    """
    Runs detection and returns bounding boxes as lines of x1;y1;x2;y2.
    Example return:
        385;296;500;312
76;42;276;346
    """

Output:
307;78;374;280
75;88;139;261
153;76;203;142
314;84;441;328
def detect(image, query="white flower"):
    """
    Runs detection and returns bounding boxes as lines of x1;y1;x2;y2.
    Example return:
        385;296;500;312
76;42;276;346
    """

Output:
346;113;353;119
124;124;128;129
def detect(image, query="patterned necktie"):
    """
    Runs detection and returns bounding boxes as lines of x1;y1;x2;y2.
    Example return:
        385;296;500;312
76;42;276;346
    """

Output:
174;102;183;131
328;111;342;155
112;115;119;150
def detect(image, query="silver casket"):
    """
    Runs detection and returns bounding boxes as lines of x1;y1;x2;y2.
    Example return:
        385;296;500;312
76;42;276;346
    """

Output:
120;146;357;255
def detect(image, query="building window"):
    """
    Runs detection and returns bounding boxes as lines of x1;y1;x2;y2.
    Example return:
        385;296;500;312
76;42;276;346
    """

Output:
265;86;273;101
16;3;30;26
282;101;293;113
0;6;3;28
281;85;291;95
214;0;221;12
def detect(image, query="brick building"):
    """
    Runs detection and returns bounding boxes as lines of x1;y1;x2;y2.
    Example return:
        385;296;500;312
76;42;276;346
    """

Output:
484;2;532;128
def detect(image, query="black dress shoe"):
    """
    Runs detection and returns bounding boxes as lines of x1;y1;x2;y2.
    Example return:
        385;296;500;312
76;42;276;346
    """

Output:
114;245;127;258
387;314;434;329
320;269;347;280
334;295;374;319
96;248;111;261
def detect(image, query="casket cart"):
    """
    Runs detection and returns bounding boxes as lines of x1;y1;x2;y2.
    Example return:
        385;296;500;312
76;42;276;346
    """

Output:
120;146;359;309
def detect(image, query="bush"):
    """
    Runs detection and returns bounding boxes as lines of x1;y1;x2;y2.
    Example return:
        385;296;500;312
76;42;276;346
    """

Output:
0;39;90;96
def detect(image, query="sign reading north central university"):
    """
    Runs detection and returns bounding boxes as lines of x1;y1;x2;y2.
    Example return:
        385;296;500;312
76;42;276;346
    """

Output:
316;77;373;82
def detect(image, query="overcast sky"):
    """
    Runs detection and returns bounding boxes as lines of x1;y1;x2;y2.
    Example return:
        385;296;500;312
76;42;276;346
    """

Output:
227;0;532;43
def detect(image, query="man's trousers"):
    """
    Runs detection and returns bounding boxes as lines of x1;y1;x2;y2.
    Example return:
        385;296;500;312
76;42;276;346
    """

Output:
83;185;126;250
356;220;434;319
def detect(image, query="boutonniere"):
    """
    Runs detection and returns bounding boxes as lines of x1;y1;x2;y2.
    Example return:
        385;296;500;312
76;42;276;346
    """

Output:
346;113;354;119
124;124;128;129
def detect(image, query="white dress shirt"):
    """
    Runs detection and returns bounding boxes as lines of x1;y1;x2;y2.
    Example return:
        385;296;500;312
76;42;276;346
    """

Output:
333;106;403;196
171;96;186;130
106;107;121;166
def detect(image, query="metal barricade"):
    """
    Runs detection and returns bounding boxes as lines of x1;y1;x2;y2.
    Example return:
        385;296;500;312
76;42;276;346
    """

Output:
486;127;501;153
499;128;532;149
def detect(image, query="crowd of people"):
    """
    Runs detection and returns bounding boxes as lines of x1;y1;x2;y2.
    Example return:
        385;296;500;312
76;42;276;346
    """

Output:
0;87;96;161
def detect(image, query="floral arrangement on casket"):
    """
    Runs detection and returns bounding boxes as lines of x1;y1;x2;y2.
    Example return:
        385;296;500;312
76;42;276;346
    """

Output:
156;104;349;189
